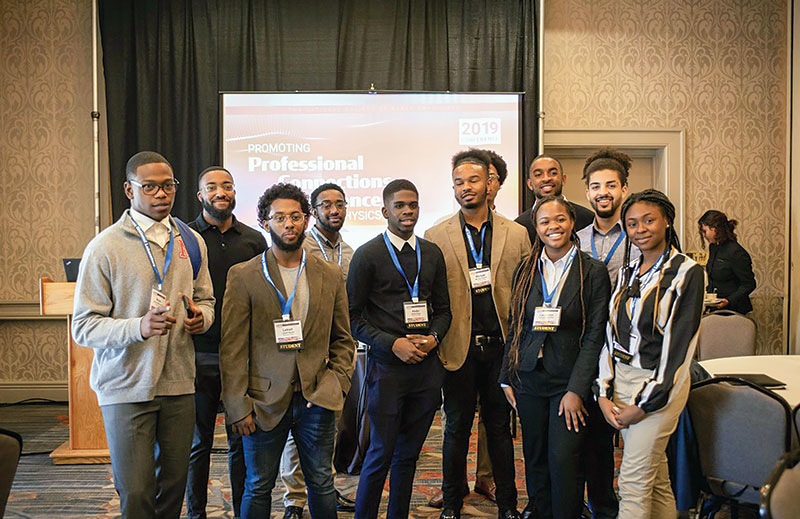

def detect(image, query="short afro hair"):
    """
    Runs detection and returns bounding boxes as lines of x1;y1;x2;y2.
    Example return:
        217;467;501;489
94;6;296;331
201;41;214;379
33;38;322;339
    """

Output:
126;151;172;181
197;166;233;185
451;148;491;176
310;182;346;208
257;183;310;223
582;148;632;186
382;179;418;205
485;150;508;185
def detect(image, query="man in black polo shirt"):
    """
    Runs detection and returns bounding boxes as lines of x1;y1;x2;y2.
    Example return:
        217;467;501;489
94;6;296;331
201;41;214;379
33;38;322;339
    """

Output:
186;166;266;519
515;155;594;242
426;150;529;519
348;179;451;519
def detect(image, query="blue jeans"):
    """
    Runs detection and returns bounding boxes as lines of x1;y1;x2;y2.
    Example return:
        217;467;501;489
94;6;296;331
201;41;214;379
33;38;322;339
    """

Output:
241;392;336;519
100;394;195;519
185;355;246;518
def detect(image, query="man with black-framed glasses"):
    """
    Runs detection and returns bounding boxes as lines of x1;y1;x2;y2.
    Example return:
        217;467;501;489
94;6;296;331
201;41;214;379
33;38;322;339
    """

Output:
186;166;266;519
279;182;356;519
72;151;215;519
220;182;355;519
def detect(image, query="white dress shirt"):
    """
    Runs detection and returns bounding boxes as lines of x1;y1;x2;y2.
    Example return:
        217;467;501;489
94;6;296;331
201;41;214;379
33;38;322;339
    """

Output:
129;208;171;249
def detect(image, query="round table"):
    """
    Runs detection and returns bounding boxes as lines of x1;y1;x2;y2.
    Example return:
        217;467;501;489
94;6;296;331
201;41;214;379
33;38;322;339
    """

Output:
699;355;800;408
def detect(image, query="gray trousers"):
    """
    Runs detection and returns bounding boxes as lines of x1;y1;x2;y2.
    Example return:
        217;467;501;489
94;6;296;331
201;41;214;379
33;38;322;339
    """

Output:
101;394;195;519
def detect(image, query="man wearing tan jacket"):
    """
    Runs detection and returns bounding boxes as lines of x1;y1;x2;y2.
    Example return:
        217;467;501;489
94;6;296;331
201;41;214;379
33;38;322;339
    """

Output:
425;149;530;519
220;183;355;519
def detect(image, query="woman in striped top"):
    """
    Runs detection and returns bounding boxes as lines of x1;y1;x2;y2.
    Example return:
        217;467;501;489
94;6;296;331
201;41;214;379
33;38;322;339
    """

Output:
595;189;705;519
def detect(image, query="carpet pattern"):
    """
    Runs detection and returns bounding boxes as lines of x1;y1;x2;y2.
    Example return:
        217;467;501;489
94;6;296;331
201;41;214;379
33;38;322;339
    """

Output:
1;403;754;518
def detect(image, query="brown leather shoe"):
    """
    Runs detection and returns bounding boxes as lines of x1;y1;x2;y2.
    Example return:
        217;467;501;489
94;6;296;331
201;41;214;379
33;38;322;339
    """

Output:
428;491;445;508
474;479;496;502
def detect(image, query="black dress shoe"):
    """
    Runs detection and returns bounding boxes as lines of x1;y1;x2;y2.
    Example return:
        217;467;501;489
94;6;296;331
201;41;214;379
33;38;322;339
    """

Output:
284;506;304;519
521;505;533;519
335;490;356;512
499;509;521;519
440;508;461;519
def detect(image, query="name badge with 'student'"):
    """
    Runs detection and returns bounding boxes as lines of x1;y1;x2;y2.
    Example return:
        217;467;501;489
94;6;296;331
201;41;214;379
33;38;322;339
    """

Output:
404;301;429;329
532;306;561;332
274;319;304;351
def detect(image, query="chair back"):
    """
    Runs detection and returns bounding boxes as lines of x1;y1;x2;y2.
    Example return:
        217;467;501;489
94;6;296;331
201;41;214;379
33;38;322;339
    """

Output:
0;428;22;518
688;377;792;503
696;310;756;361
760;449;800;519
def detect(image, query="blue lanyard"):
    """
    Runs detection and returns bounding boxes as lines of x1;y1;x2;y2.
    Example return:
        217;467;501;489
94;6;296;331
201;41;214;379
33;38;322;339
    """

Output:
310;226;342;266
464;224;488;268
591;229;625;266
129;214;174;291
383;231;421;302
539;247;577;306
629;247;669;317
261;250;307;320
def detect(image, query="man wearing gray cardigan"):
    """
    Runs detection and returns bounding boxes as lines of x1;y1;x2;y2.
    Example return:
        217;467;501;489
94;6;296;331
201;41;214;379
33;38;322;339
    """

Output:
72;151;215;519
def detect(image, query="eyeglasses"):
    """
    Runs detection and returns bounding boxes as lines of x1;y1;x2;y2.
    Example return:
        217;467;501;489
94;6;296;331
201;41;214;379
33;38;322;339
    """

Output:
267;212;306;224
130;180;180;195
201;183;234;193
315;200;347;211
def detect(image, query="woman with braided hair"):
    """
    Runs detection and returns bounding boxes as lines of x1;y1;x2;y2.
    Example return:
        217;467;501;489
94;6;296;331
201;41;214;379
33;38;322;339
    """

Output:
596;189;705;518
499;196;611;519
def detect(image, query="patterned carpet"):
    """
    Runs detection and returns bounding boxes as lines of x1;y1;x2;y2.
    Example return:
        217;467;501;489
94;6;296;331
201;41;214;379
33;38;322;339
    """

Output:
1;403;754;518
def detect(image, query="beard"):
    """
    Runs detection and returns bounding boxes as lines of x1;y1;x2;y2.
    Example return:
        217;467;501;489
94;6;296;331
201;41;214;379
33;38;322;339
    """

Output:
201;196;235;221
590;197;619;218
317;217;343;235
270;228;305;252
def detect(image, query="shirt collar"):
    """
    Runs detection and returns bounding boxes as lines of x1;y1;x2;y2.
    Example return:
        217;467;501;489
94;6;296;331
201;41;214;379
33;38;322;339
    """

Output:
386;229;416;251
193;212;242;234
311;225;342;247
592;219;624;237
458;210;493;232
130;207;169;231
540;244;577;269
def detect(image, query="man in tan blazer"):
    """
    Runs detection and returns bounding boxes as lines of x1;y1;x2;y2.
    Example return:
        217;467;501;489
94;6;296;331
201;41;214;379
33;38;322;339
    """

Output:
220;183;355;519
425;149;530;519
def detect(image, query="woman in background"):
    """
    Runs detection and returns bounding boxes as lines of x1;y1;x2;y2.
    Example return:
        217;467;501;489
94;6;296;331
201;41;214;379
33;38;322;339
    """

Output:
500;195;611;519
596;189;705;519
698;210;756;314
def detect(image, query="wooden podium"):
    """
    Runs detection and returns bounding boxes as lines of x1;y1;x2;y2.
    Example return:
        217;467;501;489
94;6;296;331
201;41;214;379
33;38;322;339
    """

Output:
39;278;110;464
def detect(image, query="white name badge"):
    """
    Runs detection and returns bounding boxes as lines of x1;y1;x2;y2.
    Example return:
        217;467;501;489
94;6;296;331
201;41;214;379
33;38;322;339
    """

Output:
468;267;492;294
150;288;168;310
273;319;304;351
403;301;429;329
532;306;561;332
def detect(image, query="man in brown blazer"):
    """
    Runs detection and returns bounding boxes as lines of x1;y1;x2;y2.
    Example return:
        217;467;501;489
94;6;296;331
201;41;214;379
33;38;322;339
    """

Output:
220;183;355;519
425;149;530;519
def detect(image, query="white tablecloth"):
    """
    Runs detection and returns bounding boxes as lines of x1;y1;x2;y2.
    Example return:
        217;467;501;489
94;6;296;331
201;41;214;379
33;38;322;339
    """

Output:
699;355;800;408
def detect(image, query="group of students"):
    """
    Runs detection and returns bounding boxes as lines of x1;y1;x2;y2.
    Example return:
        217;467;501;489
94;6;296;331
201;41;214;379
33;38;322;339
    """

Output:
71;145;753;519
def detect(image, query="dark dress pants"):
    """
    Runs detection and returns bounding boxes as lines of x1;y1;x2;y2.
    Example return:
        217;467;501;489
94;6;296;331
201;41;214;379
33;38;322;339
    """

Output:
354;354;445;519
442;343;517;512
582;397;619;519
185;355;246;519
515;368;585;519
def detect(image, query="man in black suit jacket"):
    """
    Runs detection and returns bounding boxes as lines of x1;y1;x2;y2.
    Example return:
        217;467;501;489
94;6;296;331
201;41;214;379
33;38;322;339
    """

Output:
515;155;594;240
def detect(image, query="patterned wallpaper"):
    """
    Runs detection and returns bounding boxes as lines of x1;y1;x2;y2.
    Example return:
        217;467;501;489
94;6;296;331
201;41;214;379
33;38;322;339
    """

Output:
544;0;787;354
0;0;790;390
0;0;95;384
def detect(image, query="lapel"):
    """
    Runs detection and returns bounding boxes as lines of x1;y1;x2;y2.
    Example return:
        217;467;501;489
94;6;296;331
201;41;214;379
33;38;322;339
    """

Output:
556;251;587;311
263;249;287;312
491;215;508;274
445;214;471;284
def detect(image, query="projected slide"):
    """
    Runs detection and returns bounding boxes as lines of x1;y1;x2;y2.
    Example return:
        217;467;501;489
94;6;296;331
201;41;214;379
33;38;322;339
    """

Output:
221;92;522;248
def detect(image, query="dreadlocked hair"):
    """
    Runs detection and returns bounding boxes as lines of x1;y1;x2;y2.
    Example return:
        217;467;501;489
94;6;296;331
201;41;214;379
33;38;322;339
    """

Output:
613;189;682;340
507;196;586;377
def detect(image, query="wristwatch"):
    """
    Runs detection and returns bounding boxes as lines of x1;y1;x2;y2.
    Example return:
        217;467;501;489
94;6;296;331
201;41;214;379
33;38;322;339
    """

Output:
430;330;440;345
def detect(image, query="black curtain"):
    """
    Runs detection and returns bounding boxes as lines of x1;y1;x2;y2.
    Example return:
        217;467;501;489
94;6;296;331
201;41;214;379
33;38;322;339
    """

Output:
100;0;539;221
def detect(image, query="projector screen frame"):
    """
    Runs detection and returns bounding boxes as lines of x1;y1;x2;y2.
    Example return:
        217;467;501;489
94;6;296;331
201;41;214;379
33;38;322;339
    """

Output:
218;89;526;242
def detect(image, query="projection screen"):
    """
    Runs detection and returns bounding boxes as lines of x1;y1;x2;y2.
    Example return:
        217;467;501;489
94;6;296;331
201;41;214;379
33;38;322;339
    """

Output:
221;92;522;248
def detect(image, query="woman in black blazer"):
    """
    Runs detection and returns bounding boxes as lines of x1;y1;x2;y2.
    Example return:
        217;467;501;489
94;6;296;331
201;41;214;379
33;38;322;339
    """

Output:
500;196;611;519
698;210;756;314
